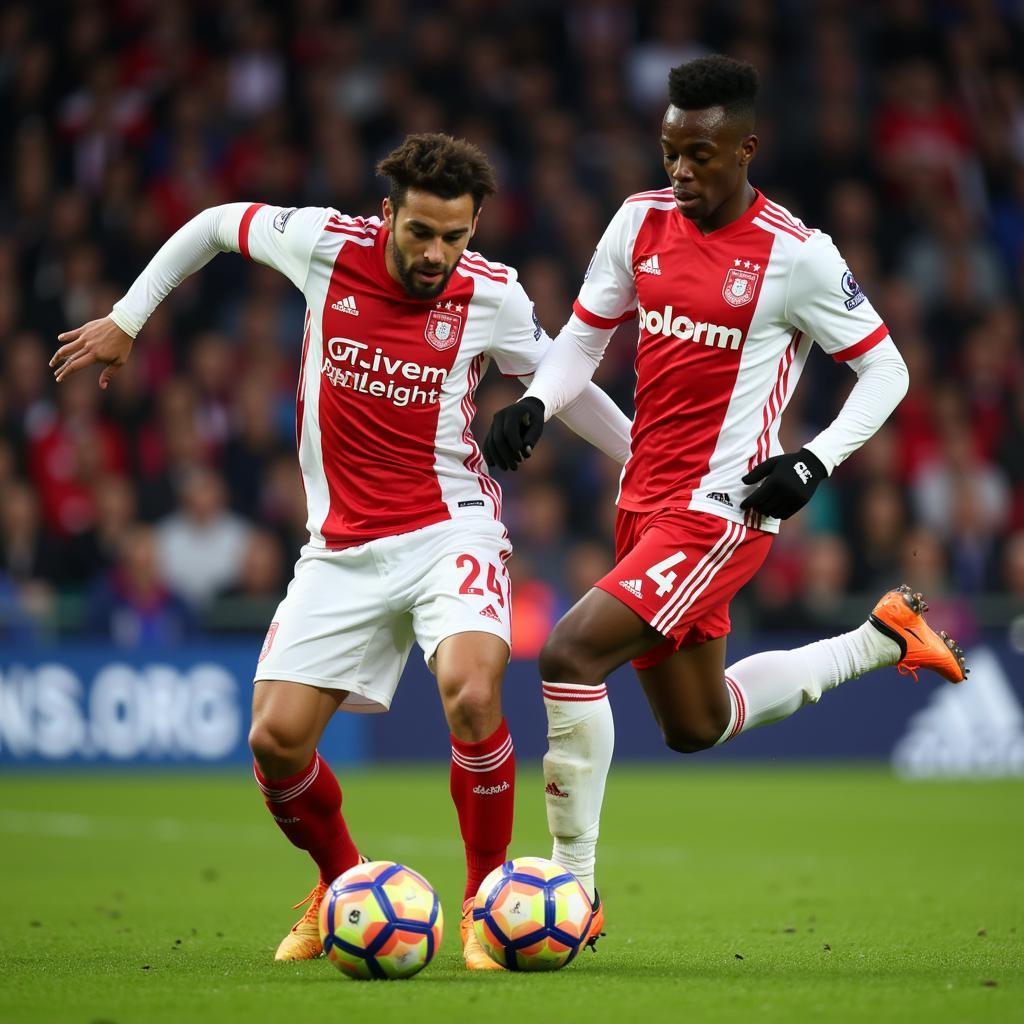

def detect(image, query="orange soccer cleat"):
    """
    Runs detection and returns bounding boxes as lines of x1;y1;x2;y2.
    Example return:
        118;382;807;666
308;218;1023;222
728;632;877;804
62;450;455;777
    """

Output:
869;584;968;683
584;890;605;952
274;881;328;961
461;898;504;970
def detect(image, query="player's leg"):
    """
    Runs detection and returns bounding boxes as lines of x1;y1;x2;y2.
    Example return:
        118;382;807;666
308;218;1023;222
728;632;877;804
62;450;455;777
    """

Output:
639;584;968;753
635;637;731;752
248;678;366;961
537;588;660;946
251;542;412;960
536;509;767;933
434;630;514;901
249;679;362;883
409;519;520;970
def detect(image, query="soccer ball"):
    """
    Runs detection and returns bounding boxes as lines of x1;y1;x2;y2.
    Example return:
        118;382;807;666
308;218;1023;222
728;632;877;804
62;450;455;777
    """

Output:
472;856;593;971
318;860;443;979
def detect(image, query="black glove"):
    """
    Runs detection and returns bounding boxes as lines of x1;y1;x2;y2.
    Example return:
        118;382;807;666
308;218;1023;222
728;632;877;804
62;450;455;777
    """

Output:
740;447;827;520
483;397;546;471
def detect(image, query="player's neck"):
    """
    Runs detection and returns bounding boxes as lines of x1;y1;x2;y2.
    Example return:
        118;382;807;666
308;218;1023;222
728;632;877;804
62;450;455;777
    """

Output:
692;182;757;235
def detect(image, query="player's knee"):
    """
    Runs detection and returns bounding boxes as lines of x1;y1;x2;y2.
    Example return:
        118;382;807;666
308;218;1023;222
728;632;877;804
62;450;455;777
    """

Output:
248;718;310;775
442;678;501;740
539;626;602;684
662;714;727;754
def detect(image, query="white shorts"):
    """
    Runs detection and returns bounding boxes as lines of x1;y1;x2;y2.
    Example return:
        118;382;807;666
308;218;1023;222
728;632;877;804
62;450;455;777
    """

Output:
253;517;512;713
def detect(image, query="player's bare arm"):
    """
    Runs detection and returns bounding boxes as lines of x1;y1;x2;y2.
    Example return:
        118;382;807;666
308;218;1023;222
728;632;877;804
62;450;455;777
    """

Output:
50;316;133;388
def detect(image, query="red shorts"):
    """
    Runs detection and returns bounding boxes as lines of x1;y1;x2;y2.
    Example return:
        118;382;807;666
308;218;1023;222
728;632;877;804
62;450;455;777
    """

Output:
596;507;772;670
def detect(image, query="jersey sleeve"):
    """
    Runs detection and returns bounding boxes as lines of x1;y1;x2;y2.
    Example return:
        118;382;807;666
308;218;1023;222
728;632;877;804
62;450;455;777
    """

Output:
487;275;552;377
236;203;333;290
573;202;639;328
785;233;889;362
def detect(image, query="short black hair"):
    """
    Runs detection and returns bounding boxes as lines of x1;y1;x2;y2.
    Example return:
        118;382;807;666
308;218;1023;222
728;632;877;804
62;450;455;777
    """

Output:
376;133;497;215
667;55;759;129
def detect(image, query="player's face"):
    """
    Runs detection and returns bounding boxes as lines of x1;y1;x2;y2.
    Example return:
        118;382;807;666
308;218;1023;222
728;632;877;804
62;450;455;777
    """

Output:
660;104;757;225
383;191;478;299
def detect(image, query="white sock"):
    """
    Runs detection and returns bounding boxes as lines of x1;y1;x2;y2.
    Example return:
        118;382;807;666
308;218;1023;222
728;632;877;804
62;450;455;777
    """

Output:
542;681;614;902
717;621;900;743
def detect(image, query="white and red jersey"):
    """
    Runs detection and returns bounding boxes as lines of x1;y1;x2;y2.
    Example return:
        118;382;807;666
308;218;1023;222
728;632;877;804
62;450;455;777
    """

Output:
238;204;550;549
575;187;890;533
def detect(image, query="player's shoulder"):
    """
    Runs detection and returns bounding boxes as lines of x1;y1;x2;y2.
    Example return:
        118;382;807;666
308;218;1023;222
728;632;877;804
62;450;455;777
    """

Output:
622;186;677;210
456;248;514;292
750;194;825;250
605;188;678;243
321;211;384;240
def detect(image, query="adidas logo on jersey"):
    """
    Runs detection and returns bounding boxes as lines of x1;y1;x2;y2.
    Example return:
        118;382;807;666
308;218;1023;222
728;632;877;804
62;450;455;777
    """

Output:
619;578;644;599
479;604;501;621
637;254;662;275
331;295;359;316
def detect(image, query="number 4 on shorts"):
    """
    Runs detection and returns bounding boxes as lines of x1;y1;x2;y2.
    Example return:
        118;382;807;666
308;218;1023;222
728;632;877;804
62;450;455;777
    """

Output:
646;551;686;597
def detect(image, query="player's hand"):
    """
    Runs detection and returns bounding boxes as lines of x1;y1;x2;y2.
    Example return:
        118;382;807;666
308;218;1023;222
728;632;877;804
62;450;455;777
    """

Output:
740;447;826;520
483;397;546;471
50;317;134;389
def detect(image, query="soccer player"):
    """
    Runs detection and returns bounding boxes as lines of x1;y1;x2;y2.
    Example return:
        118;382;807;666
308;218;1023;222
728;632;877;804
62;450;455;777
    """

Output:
484;56;968;945
50;133;632;968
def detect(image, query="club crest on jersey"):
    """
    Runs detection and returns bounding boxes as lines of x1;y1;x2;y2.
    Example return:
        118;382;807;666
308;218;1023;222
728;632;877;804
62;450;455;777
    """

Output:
722;264;759;307
425;306;463;351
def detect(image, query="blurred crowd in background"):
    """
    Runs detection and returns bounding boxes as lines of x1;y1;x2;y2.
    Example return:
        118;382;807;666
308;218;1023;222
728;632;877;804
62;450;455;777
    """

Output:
2;0;1024;654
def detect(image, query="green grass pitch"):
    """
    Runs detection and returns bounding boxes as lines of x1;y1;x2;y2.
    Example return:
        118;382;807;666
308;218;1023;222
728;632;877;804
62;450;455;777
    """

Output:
1;765;1020;1023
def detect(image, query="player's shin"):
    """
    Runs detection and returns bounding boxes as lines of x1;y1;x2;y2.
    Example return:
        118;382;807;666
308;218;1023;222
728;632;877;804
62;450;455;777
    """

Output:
449;719;515;901
716;623;901;742
542;682;614;901
253;752;361;884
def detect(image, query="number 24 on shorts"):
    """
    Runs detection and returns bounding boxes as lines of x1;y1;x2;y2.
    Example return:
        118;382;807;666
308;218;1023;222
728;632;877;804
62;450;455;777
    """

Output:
646;551;686;597
457;553;506;606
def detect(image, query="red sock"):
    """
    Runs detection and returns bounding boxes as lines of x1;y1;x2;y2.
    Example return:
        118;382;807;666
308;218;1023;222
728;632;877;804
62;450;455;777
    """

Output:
450;719;515;902
253;752;360;885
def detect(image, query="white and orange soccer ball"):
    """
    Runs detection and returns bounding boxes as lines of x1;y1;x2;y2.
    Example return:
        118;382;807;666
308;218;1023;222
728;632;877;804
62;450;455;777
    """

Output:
318;860;443;979
472;856;593;971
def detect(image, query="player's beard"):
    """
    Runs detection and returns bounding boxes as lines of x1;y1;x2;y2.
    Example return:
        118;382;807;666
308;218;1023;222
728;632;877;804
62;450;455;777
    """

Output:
390;237;455;299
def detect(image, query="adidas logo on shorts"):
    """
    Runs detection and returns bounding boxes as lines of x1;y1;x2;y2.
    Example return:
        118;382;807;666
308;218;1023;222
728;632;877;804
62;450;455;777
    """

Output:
479;604;501;621
619;578;644;599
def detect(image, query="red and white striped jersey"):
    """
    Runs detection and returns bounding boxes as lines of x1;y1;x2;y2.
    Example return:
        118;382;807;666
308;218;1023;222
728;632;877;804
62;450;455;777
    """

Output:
238;204;548;548
575;188;890;533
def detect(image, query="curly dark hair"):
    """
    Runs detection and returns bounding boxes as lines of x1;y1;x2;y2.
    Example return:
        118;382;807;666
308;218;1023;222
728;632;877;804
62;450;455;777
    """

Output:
376;133;498;215
667;55;759;128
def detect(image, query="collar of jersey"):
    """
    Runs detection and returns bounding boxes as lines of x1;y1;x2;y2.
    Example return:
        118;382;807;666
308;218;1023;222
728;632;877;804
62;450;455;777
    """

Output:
678;188;767;242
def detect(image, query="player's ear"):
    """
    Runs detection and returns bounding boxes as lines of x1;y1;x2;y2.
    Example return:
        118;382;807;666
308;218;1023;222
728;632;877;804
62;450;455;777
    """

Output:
739;134;758;167
382;197;394;229
469;208;481;239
